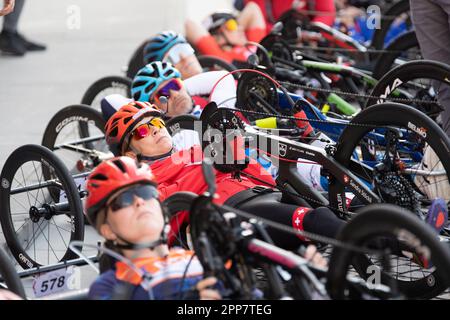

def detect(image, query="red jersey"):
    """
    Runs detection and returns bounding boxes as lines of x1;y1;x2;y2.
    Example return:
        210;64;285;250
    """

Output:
149;145;275;243
246;0;336;31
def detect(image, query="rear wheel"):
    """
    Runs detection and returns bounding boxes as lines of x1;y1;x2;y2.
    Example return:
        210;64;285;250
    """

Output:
0;145;84;268
372;31;421;80
81;76;132;111
329;102;450;223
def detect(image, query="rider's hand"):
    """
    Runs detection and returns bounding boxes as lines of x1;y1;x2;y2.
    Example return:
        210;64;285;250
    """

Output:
196;277;222;300
304;244;328;269
0;0;15;16
0;289;22;300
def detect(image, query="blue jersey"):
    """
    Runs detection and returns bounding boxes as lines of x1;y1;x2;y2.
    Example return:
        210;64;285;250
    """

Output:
89;248;204;300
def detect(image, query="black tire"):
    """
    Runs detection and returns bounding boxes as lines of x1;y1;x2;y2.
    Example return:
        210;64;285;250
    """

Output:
42;104;106;150
0;247;26;298
372;31;420;80
371;0;410;51
80;76;132;111
366;60;450;118
327;204;450;299
42;104;108;173
163;192;197;249
0;145;84;268
328;102;450;210
198;55;238;77
126;41;148;79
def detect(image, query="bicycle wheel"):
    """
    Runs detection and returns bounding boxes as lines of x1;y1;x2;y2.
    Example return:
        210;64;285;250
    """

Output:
163;191;198;249
80;76;132;111
370;0;411;51
42;104;110;176
0;247;26;298
327;204;450;299
328;102;450;221
0;145;84;268
372;31;420;80
126;40;147;79
197;55;238;77
366;60;450;120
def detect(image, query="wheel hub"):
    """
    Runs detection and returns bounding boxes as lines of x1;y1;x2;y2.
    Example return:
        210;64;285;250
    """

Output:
29;206;41;223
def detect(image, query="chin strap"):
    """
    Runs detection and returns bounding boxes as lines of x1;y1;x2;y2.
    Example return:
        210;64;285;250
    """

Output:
112;223;170;251
112;238;165;251
137;148;174;163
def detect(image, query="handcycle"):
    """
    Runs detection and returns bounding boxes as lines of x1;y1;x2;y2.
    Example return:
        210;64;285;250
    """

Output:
161;160;450;300
81;55;237;111
160;100;450;298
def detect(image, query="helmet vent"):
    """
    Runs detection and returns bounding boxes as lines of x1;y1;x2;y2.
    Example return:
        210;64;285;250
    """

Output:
112;159;127;173
91;174;108;181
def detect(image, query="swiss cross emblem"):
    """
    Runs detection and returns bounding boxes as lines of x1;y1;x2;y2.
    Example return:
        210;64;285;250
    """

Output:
294;217;301;226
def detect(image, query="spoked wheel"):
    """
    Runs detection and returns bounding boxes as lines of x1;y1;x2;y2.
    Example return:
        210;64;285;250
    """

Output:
80;76;132;111
0;247;26;298
236;71;280;122
366;60;450;121
42;105;111;177
327;204;450;299
329;103;450;215
327;103;450;299
372;31;421;80
370;0;411;51
0;145;84;268
163;191;198;249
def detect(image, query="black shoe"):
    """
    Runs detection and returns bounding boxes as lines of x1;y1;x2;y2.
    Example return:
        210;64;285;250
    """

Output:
0;30;26;56
16;32;47;51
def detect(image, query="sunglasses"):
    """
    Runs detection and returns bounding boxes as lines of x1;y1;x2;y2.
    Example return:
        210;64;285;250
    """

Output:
131;117;166;140
154;78;183;104
224;19;238;32
108;184;159;212
165;43;195;65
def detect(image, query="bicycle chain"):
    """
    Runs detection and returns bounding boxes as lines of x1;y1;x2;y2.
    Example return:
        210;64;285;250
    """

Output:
278;80;440;105
289;44;421;55
221;200;385;256
222;106;384;129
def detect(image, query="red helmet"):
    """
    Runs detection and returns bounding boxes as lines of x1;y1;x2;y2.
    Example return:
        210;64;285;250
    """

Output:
105;101;163;151
85;156;157;225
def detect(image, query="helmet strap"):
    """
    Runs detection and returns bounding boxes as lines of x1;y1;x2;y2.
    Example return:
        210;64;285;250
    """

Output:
137;148;173;164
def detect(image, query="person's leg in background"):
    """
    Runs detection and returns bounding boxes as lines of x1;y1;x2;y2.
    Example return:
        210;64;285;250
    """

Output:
410;0;450;135
410;0;450;204
0;0;46;56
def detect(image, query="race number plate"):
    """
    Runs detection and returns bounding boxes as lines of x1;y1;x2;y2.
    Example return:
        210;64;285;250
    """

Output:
32;266;80;298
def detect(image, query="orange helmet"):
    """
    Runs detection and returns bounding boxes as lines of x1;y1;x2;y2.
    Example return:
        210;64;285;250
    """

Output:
85;156;157;226
105;101;163;152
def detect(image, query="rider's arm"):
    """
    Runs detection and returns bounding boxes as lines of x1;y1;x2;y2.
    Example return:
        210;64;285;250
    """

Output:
186;19;248;63
184;71;237;109
196;277;222;300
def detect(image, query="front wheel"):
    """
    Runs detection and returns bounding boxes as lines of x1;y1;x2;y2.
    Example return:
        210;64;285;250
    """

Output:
327;204;450;299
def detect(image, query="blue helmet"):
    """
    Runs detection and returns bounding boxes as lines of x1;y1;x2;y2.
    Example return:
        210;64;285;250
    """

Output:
131;61;181;102
143;31;187;64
